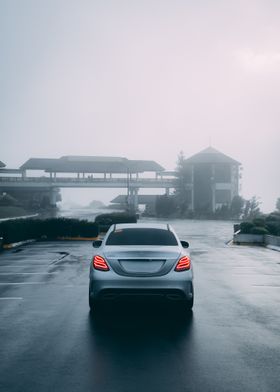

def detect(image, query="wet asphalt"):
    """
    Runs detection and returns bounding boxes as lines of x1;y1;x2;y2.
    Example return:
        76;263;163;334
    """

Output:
0;226;280;392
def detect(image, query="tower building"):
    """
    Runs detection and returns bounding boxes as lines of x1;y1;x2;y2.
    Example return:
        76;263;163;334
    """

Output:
183;147;241;213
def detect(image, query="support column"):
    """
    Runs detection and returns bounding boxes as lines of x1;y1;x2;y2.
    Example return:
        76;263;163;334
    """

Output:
133;188;139;212
127;188;139;213
49;188;57;207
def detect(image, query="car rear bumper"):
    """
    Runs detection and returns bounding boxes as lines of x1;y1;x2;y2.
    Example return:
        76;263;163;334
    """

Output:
92;288;193;302
89;272;193;302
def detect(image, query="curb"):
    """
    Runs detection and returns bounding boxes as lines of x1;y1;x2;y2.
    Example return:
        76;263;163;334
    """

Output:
0;214;39;222
3;239;36;249
228;241;280;252
266;245;280;252
56;237;99;241
1;237;99;250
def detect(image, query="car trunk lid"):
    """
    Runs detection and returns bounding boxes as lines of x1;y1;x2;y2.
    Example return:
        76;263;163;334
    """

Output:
104;246;181;277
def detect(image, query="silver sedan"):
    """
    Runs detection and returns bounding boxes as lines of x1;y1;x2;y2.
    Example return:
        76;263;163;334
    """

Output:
89;223;194;311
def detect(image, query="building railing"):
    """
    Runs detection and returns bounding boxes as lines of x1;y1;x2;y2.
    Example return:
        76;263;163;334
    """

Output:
0;176;175;184
0;177;174;183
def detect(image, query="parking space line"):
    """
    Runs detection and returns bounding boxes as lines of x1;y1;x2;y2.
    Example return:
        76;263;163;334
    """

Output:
0;265;52;268
0;272;58;275
0;282;48;285
252;284;280;288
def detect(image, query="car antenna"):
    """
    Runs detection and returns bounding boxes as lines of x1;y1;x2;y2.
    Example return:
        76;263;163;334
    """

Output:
167;224;170;231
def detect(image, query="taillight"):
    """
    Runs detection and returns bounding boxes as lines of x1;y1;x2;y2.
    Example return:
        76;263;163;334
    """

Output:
175;256;191;271
93;255;110;271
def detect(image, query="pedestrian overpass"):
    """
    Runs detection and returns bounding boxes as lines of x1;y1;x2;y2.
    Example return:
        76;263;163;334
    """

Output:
0;155;176;210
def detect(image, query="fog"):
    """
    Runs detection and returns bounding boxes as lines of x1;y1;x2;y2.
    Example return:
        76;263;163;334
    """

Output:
1;0;279;212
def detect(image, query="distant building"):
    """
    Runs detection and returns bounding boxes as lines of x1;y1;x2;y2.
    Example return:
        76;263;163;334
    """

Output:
182;147;241;214
111;194;158;214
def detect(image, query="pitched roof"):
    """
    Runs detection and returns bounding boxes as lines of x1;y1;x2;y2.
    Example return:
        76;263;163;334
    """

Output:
0;168;23;174
20;156;165;173
127;160;164;172
20;158;58;170
184;147;241;165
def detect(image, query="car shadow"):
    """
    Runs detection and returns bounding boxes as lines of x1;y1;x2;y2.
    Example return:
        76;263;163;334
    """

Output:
88;301;193;339
86;302;194;389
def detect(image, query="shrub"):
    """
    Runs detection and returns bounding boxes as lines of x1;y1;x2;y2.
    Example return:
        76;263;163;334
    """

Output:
266;212;280;221
94;212;137;232
0;218;98;245
252;217;266;227
239;210;280;236
250;226;269;235
155;195;177;217
240;222;254;234
265;223;279;236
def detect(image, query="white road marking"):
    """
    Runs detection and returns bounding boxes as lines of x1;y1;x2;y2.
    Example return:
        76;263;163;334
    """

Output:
252;284;280;288
0;297;23;300
0;272;58;275
0;265;51;268
0;265;75;268
0;282;48;285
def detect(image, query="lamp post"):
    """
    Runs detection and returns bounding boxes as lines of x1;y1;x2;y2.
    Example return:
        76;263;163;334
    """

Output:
126;168;130;212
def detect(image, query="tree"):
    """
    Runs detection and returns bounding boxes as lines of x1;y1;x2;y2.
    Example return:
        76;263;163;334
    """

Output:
215;204;231;219
230;195;245;219
155;195;176;217
275;197;280;212
173;151;192;215
243;196;262;220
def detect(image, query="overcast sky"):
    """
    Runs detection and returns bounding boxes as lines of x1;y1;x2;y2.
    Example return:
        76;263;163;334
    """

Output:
0;0;279;211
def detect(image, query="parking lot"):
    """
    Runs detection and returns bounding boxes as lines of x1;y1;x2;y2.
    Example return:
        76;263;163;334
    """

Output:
0;223;280;392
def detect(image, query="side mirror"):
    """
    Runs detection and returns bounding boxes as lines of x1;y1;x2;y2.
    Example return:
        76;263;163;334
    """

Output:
180;240;189;249
92;240;102;248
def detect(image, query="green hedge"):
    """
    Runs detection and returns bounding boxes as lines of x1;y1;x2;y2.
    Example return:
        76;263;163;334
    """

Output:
0;218;99;245
94;212;137;232
240;213;280;236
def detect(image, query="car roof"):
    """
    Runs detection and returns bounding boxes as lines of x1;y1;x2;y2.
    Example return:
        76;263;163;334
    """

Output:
114;223;169;230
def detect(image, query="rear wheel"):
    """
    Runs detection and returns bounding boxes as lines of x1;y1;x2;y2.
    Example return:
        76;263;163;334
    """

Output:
89;289;98;312
182;283;194;311
183;298;193;311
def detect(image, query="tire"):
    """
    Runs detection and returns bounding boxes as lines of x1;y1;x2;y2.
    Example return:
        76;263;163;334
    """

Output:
89;290;97;312
182;283;194;311
183;298;193;311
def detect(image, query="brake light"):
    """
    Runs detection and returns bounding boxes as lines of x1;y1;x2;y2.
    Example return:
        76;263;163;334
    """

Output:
175;256;191;271
93;255;110;271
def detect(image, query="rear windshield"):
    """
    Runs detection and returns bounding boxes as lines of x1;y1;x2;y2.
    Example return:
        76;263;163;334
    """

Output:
106;228;178;246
